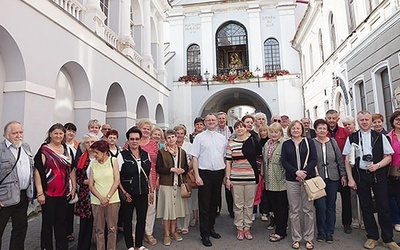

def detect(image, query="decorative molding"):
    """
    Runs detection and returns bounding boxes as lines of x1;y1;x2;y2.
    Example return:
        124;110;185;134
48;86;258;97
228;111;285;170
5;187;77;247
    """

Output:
4;80;56;99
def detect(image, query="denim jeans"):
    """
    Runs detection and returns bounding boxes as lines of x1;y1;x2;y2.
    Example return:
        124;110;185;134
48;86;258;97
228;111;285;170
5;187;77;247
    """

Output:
314;179;339;236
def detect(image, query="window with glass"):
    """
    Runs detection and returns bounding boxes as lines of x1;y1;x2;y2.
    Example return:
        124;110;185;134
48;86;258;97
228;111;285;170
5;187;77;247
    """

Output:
187;44;201;76
358;81;367;111
216;21;248;74
264;38;281;73
380;68;393;126
100;0;109;25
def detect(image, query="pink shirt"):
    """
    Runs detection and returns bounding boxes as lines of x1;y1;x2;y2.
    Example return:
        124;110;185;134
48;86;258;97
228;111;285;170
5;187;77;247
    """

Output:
388;130;400;166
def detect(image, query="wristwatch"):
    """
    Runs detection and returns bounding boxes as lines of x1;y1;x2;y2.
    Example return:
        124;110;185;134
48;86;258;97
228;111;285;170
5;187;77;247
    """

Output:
225;176;230;181
106;194;111;199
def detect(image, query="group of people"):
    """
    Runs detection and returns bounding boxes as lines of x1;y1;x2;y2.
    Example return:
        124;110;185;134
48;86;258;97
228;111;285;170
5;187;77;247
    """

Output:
3;109;400;250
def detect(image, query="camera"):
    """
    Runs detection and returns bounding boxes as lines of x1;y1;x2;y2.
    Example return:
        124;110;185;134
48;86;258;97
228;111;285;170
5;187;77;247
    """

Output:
362;154;373;162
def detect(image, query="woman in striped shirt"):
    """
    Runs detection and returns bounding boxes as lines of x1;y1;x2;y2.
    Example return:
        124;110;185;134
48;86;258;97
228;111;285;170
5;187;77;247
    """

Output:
225;121;261;241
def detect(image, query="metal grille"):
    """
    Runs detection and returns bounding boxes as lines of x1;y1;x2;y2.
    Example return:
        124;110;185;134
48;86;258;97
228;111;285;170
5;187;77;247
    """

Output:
217;23;247;46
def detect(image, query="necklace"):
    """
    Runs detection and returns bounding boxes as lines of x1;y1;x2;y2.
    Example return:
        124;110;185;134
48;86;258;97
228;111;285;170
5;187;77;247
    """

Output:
49;142;64;153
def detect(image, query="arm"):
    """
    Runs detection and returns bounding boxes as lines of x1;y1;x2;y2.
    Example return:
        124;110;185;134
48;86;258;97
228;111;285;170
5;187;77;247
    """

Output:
67;168;77;199
34;168;45;205
367;154;392;172
345;155;357;190
89;167;109;207
192;156;203;186
225;160;232;190
281;142;298;177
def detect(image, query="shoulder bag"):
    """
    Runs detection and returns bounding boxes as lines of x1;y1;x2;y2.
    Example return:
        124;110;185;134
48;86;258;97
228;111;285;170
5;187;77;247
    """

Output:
178;148;191;198
303;138;327;201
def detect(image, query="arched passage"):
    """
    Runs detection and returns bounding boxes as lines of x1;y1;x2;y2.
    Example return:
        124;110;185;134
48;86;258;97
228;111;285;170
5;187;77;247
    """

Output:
0;26;26;124
199;88;272;123
106;82;127;143
136;95;149;120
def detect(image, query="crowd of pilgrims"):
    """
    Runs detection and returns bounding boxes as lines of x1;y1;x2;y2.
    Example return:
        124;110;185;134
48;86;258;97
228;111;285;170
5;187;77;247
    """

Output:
30;109;400;250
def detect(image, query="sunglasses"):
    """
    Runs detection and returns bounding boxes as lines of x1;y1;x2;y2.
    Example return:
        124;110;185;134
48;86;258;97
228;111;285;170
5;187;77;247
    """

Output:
273;119;281;123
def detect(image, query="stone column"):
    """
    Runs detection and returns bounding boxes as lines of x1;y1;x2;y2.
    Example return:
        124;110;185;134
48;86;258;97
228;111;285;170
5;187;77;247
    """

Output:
277;3;299;73
142;0;154;73
200;10;214;76
119;0;135;57
247;6;263;73
84;0;106;35
157;17;167;84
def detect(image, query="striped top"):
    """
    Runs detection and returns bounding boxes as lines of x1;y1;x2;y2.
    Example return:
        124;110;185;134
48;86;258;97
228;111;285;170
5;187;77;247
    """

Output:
226;138;256;185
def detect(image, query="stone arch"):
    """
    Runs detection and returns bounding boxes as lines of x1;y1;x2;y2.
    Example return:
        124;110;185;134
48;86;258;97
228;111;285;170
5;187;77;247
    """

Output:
131;0;143;53
0;26;26;124
155;104;165;128
136;95;149;119
198;88;272;122
106;82;127;143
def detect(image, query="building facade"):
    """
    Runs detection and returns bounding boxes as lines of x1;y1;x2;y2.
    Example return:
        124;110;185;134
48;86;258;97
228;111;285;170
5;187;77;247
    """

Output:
166;0;307;129
292;0;400;128
0;0;170;148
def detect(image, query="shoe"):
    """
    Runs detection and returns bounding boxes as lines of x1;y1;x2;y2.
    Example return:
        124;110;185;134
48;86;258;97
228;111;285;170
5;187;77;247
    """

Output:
176;228;182;233
361;223;365;230
326;234;333;244
236;230;244;240
66;234;74;242
181;228;189;235
292;241;300;249
316;234;325;242
229;212;234;218
244;230;253;240
171;232;183;241
189;218;197;227
163;236;172;246
138;247;148;250
144;234;157;245
383;242;400;250
305;241;314;250
269;233;285;242
252;213;256;221
344;224;352;234
210;229;221;239
201;236;212;247
395;224;400;232
261;213;268;221
352;222;360;229
364;239;378;249
143;235;157;246
267;215;275;230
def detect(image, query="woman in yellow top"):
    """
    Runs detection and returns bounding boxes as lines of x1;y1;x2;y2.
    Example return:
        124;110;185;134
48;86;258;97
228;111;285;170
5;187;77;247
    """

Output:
89;140;120;250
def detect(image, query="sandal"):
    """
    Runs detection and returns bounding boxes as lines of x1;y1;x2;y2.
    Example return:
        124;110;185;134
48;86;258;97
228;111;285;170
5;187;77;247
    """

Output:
292;241;300;249
305;241;314;250
269;233;285;242
244;230;253;240
181;229;189;235
66;234;74;242
236;230;244;240
138;246;148;250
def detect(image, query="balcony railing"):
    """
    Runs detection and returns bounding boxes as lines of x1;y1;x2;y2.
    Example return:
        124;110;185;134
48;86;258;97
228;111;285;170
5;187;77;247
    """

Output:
217;66;250;75
52;0;85;21
103;26;119;48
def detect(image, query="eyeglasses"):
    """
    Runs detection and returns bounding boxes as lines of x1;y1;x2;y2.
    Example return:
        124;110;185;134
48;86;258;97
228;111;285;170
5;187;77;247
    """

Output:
129;138;140;141
103;128;111;131
273;119;281;123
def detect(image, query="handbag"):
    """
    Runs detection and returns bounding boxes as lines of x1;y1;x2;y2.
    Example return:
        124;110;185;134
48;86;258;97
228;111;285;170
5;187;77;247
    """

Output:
180;174;191;198
186;170;198;188
302;138;327;201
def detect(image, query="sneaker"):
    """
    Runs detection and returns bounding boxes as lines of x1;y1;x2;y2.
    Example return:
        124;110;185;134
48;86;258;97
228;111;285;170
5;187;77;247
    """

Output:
364;239;378;249
316;234;325;242
395;224;400;232
163;236;172;246
252;214;256;221
261;214;268;221
171;232;183;242
326;234;333;244
236;230;244;240
144;235;157;245
383;242;400;250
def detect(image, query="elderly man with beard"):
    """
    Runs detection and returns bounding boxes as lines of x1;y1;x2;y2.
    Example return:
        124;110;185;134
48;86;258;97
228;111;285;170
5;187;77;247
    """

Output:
0;121;34;250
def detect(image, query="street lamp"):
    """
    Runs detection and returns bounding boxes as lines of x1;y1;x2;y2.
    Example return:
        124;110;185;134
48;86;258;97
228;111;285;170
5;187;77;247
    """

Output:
204;69;210;90
255;66;261;88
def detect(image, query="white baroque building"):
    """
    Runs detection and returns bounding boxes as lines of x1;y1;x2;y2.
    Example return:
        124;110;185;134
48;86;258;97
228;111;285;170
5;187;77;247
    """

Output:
166;0;307;129
0;0;170;148
292;0;400;127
